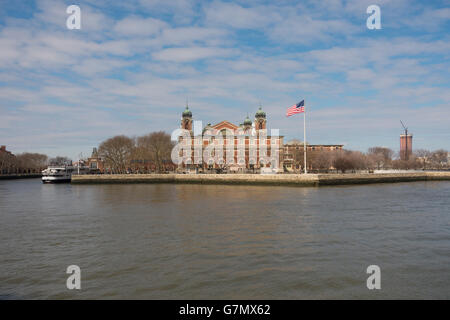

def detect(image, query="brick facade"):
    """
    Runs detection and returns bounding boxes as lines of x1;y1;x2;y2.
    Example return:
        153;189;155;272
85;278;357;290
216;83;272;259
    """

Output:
178;106;283;173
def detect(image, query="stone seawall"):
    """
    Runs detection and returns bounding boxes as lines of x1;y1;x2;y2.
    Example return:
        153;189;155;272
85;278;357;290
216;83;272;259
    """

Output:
71;174;319;186
71;172;450;186
316;172;429;185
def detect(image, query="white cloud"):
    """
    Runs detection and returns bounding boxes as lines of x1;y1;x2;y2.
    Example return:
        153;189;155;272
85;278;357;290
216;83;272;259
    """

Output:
269;14;360;44
152;47;237;62
159;27;228;46
114;16;168;36
204;1;278;29
138;0;197;24
75;58;133;76
0;0;449;158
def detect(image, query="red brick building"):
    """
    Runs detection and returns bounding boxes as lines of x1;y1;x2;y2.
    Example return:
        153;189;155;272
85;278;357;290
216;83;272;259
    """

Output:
400;134;413;161
85;148;105;173
283;141;344;172
177;106;284;172
0;145;12;156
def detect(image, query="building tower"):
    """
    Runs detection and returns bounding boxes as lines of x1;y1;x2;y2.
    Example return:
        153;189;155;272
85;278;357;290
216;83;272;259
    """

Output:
400;134;413;161
181;105;193;131
254;106;266;131
400;120;412;161
243;114;252;131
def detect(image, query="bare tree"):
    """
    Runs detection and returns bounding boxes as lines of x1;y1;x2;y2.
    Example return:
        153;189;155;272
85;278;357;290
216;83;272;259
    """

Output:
48;156;71;166
430;149;448;169
392;154;420;170
290;146;319;172
414;149;432;170
290;146;304;172
311;150;333;172
98;135;135;174
333;150;367;173
0;152;15;174
1;152;48;174
367;147;394;170
333;150;353;173
350;151;368;171
137;131;174;173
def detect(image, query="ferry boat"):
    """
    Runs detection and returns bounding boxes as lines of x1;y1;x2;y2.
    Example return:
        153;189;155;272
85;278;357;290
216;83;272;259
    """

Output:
41;166;76;183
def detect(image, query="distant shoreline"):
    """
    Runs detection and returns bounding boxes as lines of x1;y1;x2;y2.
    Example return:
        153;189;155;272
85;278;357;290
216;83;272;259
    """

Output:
71;172;450;187
0;174;41;180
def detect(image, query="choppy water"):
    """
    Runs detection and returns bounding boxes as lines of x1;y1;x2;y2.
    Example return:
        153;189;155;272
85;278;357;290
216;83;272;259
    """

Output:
0;179;449;299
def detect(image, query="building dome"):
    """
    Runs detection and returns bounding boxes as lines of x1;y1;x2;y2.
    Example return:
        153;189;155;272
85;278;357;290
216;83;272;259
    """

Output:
182;105;192;118
255;106;266;118
243;115;252;126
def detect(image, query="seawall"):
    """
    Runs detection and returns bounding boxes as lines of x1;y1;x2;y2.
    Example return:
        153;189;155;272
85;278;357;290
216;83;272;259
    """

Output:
71;172;450;187
71;173;319;186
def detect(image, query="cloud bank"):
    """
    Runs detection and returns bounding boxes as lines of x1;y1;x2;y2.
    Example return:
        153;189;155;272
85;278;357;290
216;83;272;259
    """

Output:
0;0;449;159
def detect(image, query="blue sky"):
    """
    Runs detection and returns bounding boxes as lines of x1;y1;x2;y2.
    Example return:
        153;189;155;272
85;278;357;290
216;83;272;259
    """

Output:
0;0;449;159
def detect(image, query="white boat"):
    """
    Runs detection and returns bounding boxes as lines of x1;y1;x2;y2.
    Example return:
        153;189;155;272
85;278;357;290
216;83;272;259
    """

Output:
41;166;75;183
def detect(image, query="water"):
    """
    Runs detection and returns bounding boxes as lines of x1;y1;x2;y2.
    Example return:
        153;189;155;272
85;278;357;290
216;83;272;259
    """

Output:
0;178;449;299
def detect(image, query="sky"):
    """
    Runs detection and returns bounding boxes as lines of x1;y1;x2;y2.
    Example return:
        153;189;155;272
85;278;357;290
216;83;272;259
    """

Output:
0;0;449;160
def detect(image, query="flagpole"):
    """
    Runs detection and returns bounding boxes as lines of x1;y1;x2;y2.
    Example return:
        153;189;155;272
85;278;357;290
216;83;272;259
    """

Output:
304;102;307;174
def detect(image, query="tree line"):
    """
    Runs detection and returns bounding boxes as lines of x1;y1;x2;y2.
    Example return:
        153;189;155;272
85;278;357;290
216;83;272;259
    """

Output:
96;131;449;174
98;131;174;174
0;152;79;174
289;147;449;173
0;152;48;174
2;137;447;175
0;131;174;175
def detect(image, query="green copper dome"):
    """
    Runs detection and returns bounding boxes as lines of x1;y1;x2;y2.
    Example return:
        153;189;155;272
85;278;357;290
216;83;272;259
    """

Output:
182;106;192;117
255;106;266;118
243;115;252;126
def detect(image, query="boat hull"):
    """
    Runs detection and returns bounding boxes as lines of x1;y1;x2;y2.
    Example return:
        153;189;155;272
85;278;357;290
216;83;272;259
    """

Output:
42;177;71;183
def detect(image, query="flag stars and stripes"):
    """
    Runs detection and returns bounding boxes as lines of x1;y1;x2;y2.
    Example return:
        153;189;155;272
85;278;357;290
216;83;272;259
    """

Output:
286;100;305;117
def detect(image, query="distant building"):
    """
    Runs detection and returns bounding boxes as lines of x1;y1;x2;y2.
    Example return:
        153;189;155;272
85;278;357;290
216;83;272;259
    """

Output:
0;145;15;174
0;145;13;156
85;148;105;173
283;141;344;172
400;134;413;160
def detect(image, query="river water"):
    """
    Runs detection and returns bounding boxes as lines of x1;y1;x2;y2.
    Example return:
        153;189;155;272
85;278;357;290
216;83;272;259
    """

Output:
0;179;449;299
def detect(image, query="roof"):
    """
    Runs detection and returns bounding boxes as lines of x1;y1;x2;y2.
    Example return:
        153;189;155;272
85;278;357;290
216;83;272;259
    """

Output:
211;120;239;131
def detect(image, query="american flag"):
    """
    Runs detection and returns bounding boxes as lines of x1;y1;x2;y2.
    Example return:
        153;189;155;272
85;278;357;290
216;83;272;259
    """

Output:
286;100;305;117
